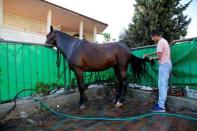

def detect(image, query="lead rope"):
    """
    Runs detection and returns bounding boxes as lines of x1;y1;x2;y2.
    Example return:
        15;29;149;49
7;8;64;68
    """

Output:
56;50;61;79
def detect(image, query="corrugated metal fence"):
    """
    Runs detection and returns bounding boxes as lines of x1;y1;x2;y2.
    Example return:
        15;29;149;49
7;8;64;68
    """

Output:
0;38;197;103
128;38;197;90
0;40;114;103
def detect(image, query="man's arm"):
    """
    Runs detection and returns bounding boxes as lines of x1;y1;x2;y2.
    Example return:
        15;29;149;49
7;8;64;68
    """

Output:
147;40;163;60
143;52;157;58
150;52;162;60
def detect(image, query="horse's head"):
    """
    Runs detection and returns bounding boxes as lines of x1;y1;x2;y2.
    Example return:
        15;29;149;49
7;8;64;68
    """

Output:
45;26;57;46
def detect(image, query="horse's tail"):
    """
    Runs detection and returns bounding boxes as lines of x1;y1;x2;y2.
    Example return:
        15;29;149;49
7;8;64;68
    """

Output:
129;54;152;78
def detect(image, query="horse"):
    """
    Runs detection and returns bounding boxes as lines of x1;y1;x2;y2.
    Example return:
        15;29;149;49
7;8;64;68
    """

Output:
45;26;151;109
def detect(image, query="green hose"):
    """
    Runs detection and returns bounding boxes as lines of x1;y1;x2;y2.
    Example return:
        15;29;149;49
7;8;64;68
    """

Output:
37;100;197;121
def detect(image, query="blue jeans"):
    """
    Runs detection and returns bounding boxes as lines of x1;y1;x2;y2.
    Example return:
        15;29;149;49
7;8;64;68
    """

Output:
158;62;172;109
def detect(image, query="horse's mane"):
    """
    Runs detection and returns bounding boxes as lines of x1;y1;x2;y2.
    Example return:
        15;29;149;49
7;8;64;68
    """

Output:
54;30;77;40
54;30;81;47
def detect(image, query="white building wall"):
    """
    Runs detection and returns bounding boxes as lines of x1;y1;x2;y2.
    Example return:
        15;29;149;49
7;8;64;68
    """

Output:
0;27;46;43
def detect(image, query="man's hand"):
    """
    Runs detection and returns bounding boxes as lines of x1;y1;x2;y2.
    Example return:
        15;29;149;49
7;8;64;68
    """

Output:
143;54;149;58
143;57;155;65
150;57;159;60
149;57;155;65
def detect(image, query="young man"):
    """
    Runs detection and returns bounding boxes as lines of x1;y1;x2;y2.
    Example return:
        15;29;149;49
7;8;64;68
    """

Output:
144;30;172;112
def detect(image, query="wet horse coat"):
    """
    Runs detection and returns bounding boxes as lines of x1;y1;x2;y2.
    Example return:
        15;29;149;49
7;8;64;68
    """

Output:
46;26;151;108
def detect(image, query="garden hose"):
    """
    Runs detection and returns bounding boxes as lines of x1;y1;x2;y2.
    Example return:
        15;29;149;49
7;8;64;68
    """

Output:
36;99;197;121
1;87;197;122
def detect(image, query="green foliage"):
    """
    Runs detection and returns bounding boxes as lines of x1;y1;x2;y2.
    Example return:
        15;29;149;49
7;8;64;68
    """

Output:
35;82;50;95
120;0;192;47
103;33;111;42
35;82;63;95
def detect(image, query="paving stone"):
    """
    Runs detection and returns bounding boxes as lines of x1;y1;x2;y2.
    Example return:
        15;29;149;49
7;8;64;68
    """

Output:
1;96;196;131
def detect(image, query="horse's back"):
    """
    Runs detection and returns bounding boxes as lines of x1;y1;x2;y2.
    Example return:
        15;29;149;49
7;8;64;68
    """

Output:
80;41;130;65
81;41;129;53
77;41;131;60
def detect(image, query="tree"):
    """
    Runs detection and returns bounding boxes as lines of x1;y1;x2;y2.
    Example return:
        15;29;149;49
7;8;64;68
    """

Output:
120;0;192;48
103;33;111;42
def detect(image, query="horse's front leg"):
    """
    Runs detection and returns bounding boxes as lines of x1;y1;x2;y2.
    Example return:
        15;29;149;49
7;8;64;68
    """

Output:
74;69;87;109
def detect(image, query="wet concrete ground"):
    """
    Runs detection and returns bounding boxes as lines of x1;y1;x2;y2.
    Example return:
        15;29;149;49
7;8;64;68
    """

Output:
0;89;196;131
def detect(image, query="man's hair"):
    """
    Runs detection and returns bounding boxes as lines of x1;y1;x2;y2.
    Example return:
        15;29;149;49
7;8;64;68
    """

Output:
150;30;162;37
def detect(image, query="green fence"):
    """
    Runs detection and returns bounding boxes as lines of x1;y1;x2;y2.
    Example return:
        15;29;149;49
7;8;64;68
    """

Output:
0;40;114;103
129;38;197;90
0;38;197;103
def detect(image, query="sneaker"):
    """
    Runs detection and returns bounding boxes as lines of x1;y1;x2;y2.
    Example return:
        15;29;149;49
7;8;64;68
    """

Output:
151;104;166;112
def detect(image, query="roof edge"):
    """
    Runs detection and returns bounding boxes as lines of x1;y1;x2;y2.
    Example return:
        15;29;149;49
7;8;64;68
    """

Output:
40;0;108;27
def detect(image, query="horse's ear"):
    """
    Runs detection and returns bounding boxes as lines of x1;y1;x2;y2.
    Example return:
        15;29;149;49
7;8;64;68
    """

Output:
50;26;53;32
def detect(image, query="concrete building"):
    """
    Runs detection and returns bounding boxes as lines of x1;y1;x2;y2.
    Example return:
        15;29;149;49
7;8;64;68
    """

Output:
0;0;108;43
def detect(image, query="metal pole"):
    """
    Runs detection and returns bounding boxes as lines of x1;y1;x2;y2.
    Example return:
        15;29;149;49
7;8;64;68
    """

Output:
53;50;55;83
6;42;10;100
42;47;44;82
14;43;18;97
189;42;192;88
47;48;50;84
63;59;67;89
36;46;38;83
29;45;32;94
68;69;71;91
22;44;25;96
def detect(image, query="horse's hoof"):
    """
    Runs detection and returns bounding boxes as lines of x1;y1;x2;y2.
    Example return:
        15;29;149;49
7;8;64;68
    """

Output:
80;105;85;109
115;101;123;108
112;98;118;104
84;97;88;102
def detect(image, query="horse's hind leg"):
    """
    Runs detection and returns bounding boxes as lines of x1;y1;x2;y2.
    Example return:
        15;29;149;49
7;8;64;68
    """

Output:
114;67;128;108
113;66;121;104
74;69;87;109
113;66;124;107
120;69;129;100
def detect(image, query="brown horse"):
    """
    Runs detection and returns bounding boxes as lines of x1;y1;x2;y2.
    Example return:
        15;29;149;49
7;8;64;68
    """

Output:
45;26;151;109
